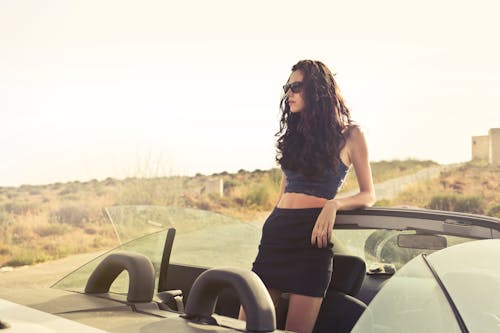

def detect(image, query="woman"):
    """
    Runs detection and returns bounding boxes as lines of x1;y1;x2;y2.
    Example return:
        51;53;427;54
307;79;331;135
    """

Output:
239;60;375;333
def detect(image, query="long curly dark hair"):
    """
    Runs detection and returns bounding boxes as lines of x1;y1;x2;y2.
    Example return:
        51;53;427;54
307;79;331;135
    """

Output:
276;60;353;179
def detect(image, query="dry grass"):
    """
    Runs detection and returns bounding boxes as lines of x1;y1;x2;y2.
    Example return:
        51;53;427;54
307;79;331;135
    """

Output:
382;160;500;216
0;159;451;267
340;159;437;193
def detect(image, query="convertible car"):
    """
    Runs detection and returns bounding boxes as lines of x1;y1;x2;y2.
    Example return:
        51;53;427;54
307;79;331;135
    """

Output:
0;205;499;332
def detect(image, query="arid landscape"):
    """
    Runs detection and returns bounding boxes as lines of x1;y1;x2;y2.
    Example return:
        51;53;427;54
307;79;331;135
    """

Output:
0;159;499;272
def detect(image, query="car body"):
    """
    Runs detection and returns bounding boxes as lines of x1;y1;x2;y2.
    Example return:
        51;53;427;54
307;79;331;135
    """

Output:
351;238;500;332
0;205;499;332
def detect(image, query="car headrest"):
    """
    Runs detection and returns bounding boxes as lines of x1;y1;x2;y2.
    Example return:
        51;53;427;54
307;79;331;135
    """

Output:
330;254;366;296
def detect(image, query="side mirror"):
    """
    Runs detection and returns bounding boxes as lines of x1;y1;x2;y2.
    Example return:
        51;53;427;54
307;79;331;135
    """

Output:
397;234;447;250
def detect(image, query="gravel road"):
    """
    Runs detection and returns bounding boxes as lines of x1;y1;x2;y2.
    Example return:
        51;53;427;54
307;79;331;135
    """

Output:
338;165;448;200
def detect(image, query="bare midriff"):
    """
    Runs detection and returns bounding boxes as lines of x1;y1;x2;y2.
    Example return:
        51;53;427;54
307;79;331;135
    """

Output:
276;192;328;209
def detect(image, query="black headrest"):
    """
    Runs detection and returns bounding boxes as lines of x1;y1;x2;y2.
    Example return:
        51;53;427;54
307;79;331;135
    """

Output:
330;254;366;296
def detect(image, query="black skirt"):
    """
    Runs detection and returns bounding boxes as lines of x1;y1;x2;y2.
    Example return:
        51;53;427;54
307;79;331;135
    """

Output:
251;207;333;297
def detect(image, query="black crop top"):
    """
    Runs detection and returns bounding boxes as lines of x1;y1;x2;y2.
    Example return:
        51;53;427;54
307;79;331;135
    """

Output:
282;161;349;199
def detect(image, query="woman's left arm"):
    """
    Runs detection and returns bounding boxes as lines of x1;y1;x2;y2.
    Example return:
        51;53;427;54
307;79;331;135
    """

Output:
330;126;376;211
312;127;376;248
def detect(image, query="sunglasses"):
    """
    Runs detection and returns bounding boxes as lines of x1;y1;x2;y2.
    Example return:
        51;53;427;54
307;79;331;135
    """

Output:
283;81;303;94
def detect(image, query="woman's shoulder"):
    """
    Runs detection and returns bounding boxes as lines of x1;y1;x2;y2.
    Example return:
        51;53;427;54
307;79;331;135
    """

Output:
342;124;369;153
342;124;364;140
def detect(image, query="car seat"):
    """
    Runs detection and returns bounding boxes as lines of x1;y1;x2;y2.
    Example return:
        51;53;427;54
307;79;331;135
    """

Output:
276;254;367;333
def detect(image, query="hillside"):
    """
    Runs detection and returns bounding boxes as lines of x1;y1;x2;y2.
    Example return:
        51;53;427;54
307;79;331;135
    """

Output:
378;160;500;217
2;159;496;268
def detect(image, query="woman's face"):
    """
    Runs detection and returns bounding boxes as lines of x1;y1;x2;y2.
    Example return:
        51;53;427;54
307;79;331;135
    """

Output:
285;70;305;113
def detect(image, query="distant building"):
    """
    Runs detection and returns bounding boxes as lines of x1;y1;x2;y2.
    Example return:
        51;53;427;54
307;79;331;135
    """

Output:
472;135;489;160
490;128;500;164
200;178;224;197
472;128;500;164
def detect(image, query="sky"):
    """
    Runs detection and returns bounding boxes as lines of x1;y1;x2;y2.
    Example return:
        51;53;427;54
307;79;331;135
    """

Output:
1;0;499;187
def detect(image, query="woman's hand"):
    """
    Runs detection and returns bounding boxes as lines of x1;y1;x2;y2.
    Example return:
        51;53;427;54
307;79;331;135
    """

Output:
311;200;339;248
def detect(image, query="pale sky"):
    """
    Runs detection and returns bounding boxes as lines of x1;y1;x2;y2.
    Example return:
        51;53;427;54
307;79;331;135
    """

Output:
1;0;499;186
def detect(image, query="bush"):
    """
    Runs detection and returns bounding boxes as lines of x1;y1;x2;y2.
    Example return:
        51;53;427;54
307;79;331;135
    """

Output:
50;204;92;227
0;246;11;256
196;199;213;211
104;177;117;186
487;205;500;218
427;195;485;214
59;184;80;196
245;184;274;209
0;209;13;225
269;168;282;185
2;201;40;215
12;224;37;243
34;223;71;237
223;179;239;194
6;192;19;199
4;252;53;267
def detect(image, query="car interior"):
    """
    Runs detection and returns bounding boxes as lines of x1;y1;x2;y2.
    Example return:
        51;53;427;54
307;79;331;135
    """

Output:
81;227;371;332
46;206;500;333
80;224;443;332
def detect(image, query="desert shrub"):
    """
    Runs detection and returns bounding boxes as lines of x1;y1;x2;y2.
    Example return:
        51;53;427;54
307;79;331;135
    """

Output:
4;257;33;267
62;193;82;201
50;204;92;227
5;251;52;267
0;246;11;256
104;177;118;186
52;241;90;258
6;191;19;199
223;179;239;194
245;183;275;209
487;205;500;218
11;224;37;243
34;223;71;237
0;209;13;225
96;189;108;197
269;168;282;185
233;197;245;206
84;227;97;235
196;199;214;211
59;184;79;196
93;236;108;248
2;201;40;215
427;195;485;214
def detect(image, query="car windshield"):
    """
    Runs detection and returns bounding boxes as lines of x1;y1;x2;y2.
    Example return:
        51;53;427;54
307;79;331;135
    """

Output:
52;205;261;294
351;254;462;333
427;240;500;332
